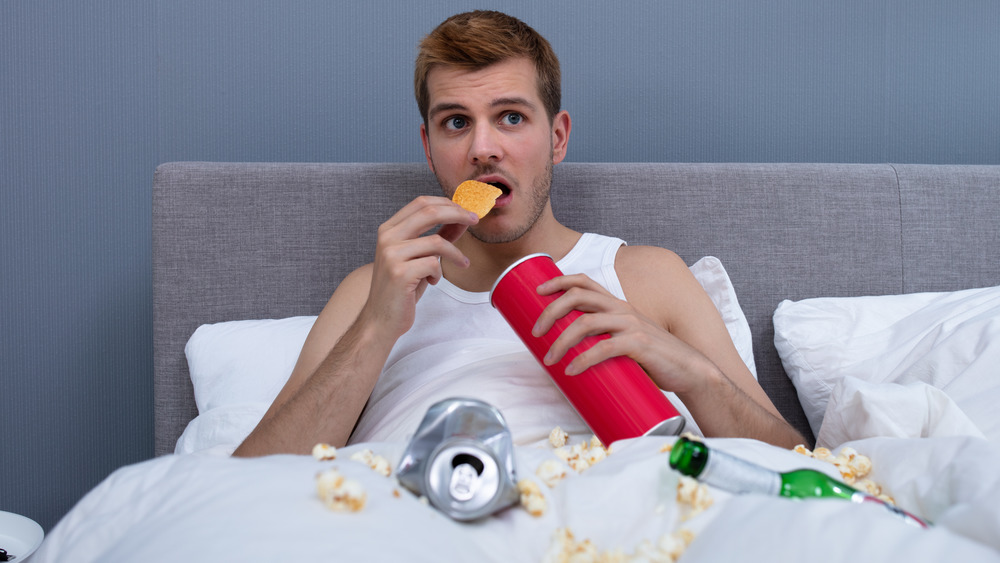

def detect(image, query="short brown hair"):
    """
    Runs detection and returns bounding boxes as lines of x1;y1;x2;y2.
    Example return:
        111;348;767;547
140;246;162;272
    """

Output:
415;10;561;125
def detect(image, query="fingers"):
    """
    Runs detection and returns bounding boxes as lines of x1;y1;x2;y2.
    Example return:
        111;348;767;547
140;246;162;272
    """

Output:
528;274;635;372
546;314;638;375
375;197;477;269
379;231;470;273
531;274;617;338
435;221;471;246
380;195;478;243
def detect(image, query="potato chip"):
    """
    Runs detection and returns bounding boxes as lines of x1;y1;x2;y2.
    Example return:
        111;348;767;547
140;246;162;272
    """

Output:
452;180;502;218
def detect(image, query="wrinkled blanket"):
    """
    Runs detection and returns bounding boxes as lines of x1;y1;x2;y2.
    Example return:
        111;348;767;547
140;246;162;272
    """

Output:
34;433;1000;562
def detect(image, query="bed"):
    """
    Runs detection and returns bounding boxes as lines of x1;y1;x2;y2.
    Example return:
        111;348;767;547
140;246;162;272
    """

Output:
35;162;1000;561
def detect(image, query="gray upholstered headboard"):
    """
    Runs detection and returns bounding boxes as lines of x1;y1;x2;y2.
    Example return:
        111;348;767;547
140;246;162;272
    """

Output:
153;162;1000;455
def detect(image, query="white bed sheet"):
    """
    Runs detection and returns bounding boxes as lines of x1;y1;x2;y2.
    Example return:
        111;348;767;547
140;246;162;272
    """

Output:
38;281;1000;561
34;433;1000;562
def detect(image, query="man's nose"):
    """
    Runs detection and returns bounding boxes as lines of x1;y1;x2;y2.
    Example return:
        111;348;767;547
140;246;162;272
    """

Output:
468;124;502;163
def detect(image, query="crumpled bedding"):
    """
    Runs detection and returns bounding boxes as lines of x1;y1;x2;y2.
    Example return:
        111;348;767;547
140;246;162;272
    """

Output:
37;321;1000;562
34;430;1000;562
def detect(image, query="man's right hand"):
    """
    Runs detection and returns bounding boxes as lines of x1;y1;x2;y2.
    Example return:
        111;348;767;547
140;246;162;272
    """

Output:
359;195;479;342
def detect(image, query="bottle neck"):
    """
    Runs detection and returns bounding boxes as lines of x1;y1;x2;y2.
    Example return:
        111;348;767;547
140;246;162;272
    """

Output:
698;447;782;496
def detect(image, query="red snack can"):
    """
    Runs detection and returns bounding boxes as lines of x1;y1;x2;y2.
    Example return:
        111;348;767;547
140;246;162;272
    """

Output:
490;254;686;445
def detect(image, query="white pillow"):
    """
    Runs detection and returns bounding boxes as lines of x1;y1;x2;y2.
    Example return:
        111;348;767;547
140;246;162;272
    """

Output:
184;315;316;413
815;376;986;448
689;256;757;379
180;257;755;451
774;285;1000;443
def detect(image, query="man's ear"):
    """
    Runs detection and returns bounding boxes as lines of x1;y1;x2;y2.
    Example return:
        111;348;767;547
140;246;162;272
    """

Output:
420;123;435;173
551;110;572;165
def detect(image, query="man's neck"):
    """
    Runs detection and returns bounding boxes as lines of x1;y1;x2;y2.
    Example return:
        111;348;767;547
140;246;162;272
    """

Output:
443;221;581;293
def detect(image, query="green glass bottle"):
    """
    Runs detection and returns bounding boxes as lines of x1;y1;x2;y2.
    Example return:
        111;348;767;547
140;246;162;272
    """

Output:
668;437;929;528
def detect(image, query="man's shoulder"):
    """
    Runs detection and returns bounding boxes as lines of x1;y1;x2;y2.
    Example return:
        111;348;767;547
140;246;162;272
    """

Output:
615;244;687;276
614;245;704;317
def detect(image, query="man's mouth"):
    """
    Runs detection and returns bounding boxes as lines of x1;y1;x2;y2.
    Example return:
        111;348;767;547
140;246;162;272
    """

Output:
486;181;511;197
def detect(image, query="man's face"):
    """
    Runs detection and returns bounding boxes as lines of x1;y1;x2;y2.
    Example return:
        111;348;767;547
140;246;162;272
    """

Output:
421;57;570;244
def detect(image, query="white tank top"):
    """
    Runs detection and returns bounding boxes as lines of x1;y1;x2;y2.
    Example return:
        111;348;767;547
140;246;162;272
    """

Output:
349;233;628;446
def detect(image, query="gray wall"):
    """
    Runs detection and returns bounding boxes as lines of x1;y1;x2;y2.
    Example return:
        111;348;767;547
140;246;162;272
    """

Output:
2;0;997;532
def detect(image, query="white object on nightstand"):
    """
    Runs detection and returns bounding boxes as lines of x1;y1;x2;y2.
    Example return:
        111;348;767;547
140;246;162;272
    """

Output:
0;511;44;562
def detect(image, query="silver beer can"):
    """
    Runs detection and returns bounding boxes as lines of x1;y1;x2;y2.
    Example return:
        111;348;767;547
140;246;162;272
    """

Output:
396;397;520;521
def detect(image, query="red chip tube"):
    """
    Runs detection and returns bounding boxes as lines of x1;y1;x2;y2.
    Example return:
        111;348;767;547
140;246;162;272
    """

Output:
490;254;686;445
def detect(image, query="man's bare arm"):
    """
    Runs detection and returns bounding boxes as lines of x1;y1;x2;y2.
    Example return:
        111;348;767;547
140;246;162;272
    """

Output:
668;354;805;448
233;265;386;456
233;196;479;457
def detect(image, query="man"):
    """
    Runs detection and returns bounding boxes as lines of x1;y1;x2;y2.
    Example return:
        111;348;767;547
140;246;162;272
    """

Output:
234;11;804;457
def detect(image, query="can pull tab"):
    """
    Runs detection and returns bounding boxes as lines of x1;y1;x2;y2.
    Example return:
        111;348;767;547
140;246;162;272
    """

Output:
449;453;485;501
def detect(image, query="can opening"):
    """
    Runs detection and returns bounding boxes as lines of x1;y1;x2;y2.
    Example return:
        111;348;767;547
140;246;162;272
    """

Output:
451;453;485;475
449;453;487;502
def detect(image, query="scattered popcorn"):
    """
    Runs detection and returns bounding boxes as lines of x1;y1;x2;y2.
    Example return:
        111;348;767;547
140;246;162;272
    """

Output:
554;442;589;472
316;468;366;512
536;459;569;488
676;475;714;519
349;448;392;477
311;442;337;461
812;447;835;462
856;478;895;504
659;442;673;454
838;446;858;458
843;447;873;478
518;479;547;517
549;426;570;448
631;529;696;563
546;427;612;473
543;527;695;563
656;529;695;561
793;445;868;484
554;437;610;473
833;462;857;483
585;444;608;466
542;528;598;563
856;478;880;495
792;444;894;504
792;444;812;457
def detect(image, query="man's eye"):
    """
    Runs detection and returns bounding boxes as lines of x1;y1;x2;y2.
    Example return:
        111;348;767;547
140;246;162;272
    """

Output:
503;113;523;126
445;117;467;130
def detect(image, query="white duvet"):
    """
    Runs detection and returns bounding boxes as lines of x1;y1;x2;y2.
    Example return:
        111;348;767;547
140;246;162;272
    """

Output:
35;431;1000;562
37;283;1000;561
